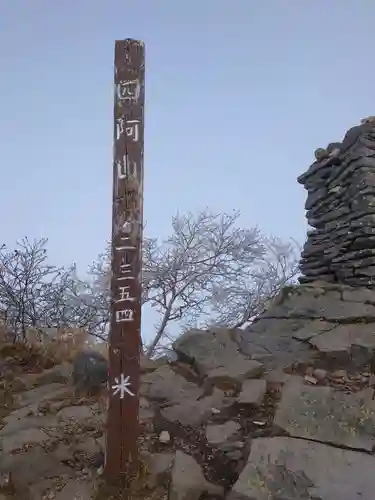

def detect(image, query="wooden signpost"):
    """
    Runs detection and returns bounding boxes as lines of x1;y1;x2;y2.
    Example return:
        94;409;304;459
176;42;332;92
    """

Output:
105;39;145;483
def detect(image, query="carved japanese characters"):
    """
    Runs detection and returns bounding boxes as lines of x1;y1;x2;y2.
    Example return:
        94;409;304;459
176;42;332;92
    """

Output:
106;39;145;480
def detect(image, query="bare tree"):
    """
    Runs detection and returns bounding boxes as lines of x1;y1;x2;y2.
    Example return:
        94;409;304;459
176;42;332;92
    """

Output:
141;210;266;356
208;236;300;328
44;266;109;340
0;211;299;354
0;238;108;341
88;209;300;357
0;238;63;338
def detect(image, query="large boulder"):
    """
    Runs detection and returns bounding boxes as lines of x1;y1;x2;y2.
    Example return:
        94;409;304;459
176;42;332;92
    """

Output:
173;327;263;389
72;350;108;394
237;281;375;373
228;436;375;500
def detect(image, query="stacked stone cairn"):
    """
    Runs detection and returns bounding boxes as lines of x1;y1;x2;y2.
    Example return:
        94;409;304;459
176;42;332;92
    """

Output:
298;116;375;286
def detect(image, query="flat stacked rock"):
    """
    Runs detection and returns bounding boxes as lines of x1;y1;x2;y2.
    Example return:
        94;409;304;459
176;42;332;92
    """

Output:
298;117;375;286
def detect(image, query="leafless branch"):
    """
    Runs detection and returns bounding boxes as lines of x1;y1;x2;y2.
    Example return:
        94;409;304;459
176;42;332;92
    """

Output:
0;210;300;355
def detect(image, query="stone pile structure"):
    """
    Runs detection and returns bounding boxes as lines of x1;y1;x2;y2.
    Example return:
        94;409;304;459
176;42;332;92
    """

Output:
298;116;375;286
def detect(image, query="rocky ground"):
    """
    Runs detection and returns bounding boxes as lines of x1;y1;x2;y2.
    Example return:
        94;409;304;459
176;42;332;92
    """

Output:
2;281;375;499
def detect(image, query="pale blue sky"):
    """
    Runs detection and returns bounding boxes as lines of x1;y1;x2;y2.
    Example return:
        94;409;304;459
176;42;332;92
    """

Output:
1;1;374;338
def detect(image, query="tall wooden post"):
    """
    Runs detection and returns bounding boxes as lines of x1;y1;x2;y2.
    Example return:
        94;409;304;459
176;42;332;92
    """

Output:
105;39;145;484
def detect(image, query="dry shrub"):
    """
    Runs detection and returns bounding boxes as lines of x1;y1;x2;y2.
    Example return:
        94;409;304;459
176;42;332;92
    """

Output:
0;341;52;371
0;326;90;371
0;341;31;360
25;327;89;364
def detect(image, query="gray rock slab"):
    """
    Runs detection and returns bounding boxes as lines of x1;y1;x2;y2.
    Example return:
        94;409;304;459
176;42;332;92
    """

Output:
170;450;224;500
15;383;71;408
342;287;375;304
140;354;158;373
292;319;337;341
206;421;240;446
139;397;155;429
72;436;102;464
0;447;71;496
228;436;375;500
0;415;57;437
263;294;375;321
309;322;375;354
2;404;40;424
161;389;230;427
173;327;254;378
274;378;375;451
236;318;314;372
56;405;94;422
141;365;202;403
2;428;51;454
19;363;73;389
55;480;94;500
207;359;263;388
237;379;267;406
264;370;298;385
144;452;175;488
